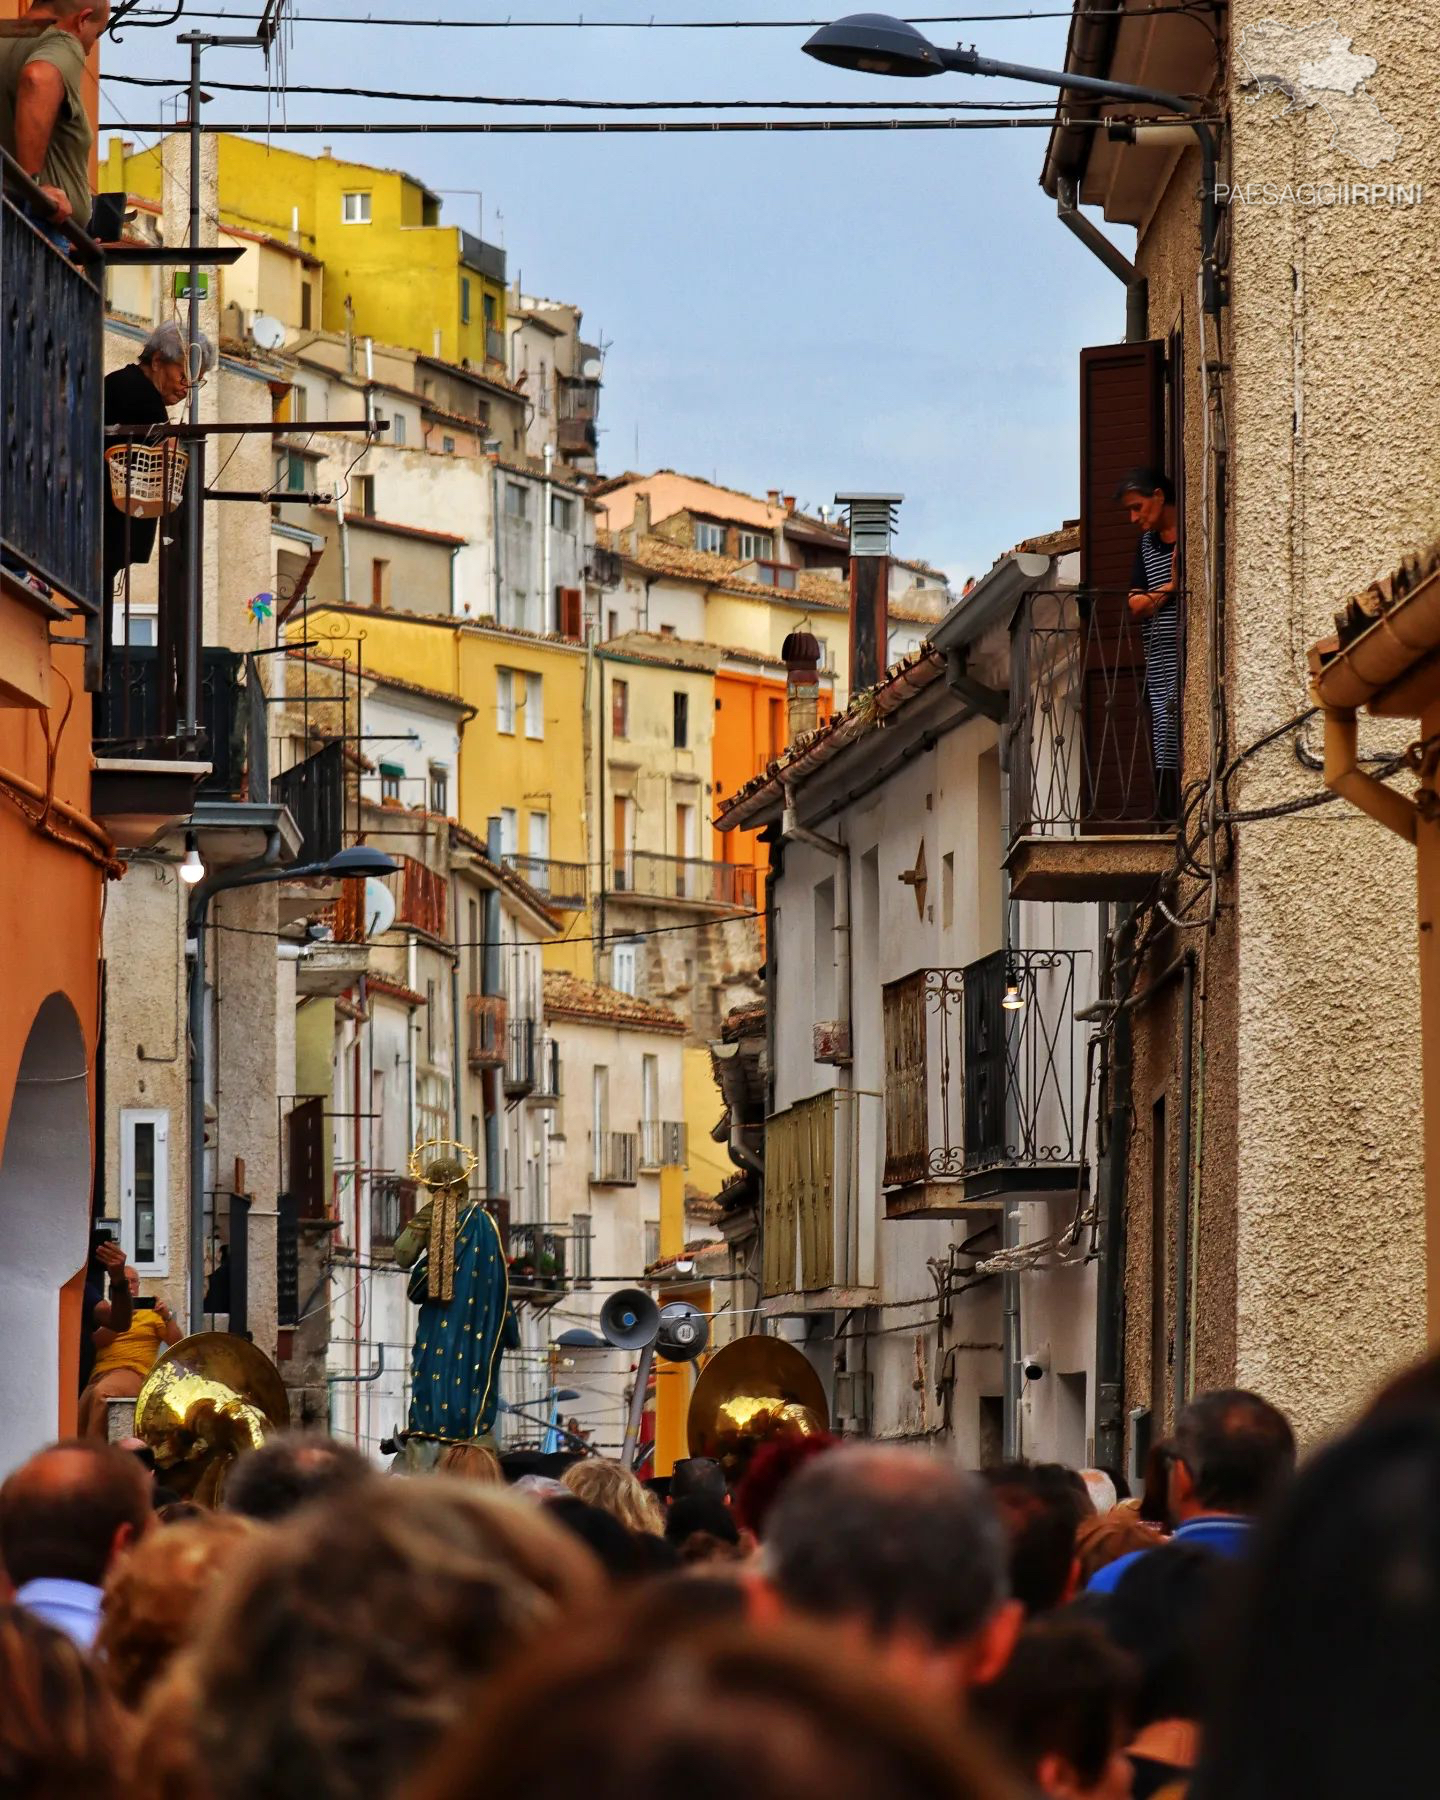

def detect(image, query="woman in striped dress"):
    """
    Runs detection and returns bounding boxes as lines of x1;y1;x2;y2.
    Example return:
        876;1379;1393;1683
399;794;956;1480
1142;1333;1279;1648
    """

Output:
1118;467;1181;820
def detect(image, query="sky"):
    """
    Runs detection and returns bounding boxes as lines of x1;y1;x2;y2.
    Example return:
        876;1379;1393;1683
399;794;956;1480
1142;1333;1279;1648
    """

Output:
101;3;1132;585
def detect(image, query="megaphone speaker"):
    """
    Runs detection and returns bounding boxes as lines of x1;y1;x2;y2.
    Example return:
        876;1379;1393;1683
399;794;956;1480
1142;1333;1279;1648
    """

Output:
599;1287;660;1350
656;1301;709;1365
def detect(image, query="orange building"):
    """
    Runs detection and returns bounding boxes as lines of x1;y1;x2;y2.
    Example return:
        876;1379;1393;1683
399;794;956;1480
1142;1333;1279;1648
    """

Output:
712;668;833;881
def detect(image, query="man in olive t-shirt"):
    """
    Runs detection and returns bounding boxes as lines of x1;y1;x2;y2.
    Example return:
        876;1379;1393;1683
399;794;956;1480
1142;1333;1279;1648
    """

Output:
0;0;110;227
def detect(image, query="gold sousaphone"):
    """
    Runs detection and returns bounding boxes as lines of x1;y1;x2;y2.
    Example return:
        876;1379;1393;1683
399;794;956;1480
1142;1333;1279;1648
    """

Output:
135;1331;289;1506
686;1334;829;1483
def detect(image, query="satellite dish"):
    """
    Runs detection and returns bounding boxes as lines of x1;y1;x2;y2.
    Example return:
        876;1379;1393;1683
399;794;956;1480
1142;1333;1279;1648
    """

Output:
363;876;396;939
249;312;286;352
580;355;602;381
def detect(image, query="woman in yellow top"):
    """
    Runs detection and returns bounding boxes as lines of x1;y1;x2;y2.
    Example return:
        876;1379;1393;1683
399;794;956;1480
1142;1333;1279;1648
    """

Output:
76;1264;183;1440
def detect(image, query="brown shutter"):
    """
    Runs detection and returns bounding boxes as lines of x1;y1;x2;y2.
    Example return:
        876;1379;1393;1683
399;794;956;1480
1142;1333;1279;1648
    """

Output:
1078;341;1165;829
557;586;582;640
287;1096;326;1220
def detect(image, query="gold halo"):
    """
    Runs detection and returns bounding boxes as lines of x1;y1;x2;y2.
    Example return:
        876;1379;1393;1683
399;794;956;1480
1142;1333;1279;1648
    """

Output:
407;1136;478;1190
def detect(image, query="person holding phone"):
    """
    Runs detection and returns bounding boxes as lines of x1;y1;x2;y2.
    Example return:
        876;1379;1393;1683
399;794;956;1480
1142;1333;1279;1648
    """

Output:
76;1265;183;1441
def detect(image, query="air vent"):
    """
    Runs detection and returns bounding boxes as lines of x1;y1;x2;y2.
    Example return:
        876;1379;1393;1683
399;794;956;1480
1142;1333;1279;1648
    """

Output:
835;491;903;558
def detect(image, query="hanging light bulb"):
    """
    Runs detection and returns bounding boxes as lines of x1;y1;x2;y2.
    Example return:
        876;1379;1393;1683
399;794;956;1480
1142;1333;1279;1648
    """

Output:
178;832;205;886
1002;960;1025;1011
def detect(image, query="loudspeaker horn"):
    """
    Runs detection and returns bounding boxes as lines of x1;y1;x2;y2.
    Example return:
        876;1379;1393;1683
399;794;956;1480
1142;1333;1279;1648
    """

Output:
656;1300;708;1364
599;1287;660;1350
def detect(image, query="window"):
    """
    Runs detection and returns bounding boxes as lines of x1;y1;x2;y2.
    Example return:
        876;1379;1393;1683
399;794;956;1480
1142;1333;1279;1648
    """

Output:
442;434;455;454
289;384;307;424
113;608;156;647
499;808;518;857
693;519;726;555
642;1053;658;1125
300;281;313;329
572;1213;592;1289
768;696;784;759
391;412;406;447
675;802;697;864
121;1108;169;1274
286;451;307;494
461;276;471;323
611;677;629;739
659;623;676;640
644;1220;661;1270
606;610;618;641
354;474;375;517
528;810;549;862
611;938;639;996
755;561;797;590
550;493;574;531
592;1066;609;1145
817;637;832;671
380;762;404;804
371;557;390;609
483;292;497;326
426;979;436;1061
496;668;516;734
556;586;583;640
738;530;773;561
673;691;689;749
505;482;529;520
523;671;544;740
467;897;480;994
538;358;549;414
341;191;371;223
429;764;449;815
612;796;633;890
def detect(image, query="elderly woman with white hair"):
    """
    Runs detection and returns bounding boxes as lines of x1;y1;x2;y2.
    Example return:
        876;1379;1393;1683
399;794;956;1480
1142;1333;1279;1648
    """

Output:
103;320;217;639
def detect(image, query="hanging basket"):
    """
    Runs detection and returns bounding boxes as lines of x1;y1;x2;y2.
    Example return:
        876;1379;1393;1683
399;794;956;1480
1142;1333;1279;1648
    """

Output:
105;440;189;519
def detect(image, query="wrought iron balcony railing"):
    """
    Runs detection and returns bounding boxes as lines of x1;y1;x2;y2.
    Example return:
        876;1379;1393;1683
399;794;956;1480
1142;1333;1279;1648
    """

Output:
609;851;757;910
531;1034;562;1106
639;1119;687;1169
1010;587;1182;839
273;741;346;865
97;645;256;794
370;1173;419;1250
467;993;508;1068
591;1130;639;1187
0;153;103;629
881;950;1088;1193
505;1017;537;1097
501;853;587;909
508;1221;567;1293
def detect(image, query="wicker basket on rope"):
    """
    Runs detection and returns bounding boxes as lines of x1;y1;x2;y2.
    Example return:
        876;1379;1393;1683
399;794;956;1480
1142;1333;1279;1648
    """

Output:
104;439;189;519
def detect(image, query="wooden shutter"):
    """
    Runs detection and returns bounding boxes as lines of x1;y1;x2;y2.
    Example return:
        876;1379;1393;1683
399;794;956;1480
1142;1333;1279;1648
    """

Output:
287;1096;326;1220
557;586;582;640
1078;341;1165;830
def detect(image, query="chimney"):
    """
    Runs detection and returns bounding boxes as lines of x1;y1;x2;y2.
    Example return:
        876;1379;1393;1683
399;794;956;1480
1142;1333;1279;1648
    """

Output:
633;491;651;539
766;489;781;507
782;630;821;743
836;493;902;695
784;495;796;514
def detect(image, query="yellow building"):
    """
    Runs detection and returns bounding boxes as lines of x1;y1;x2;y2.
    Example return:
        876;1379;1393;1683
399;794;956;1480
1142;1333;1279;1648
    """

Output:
296;604;592;974
101;134;507;370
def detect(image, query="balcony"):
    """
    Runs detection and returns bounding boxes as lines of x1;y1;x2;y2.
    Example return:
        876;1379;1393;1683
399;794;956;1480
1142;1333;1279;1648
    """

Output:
1007;587;1179;902
639;1118;687;1170
272;741;345;866
591;1130;639;1187
556;416;598;456
325;852;447;942
369;1173;419;1253
501;853;587;910
762;1088;873;1302
531;1034;562;1108
0;156;103;666
881;950;1089;1221
504;1017;536;1098
467;993;508;1069
507;1220;568;1311
608;851;757;911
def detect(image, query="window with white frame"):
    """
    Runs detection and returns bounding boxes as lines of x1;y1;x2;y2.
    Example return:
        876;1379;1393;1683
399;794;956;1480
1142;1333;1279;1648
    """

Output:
693;519;726;555
505;482;529;520
495;668;516;734
380;762;404;804
121;1108;169;1274
738;530;773;561
610;938;639;996
644;1219;661;1270
523;671;544;740
528;810;550;862
341;191;371;223
391;412;407;447
499;807;518;857
429;764;449;816
290;384;308;424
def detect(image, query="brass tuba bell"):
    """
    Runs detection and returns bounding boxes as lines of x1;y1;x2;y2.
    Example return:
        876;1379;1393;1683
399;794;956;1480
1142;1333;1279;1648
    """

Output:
135;1331;289;1507
686;1334;830;1485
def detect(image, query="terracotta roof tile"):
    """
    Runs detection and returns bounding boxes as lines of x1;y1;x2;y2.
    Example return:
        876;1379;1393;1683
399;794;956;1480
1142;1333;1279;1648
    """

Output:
542;970;686;1034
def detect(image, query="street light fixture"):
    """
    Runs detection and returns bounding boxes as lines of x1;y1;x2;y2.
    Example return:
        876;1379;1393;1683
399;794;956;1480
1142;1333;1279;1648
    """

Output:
802;13;1221;315
186;835;400;1330
178;832;206;885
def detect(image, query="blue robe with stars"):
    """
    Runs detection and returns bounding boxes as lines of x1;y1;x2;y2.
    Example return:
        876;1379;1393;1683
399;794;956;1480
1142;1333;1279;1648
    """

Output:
396;1200;519;1442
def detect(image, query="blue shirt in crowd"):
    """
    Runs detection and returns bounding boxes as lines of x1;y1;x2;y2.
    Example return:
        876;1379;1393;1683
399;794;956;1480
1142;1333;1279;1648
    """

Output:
14;1577;105;1648
1086;1513;1252;1594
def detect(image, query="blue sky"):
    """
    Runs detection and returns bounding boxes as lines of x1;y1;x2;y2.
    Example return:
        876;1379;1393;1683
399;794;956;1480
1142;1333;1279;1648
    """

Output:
102;4;1130;583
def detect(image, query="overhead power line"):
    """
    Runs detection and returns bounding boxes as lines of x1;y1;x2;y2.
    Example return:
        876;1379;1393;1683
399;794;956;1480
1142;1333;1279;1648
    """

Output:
102;115;1161;134
104;74;1060;108
116;8;1109;28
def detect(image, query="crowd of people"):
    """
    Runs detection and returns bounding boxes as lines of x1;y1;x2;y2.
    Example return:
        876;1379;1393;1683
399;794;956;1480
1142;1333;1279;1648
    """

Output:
3;1359;1440;1799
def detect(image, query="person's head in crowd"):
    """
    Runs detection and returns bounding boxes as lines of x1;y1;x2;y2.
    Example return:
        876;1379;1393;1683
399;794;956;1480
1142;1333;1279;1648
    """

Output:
561;1455;664;1535
1106;1543;1230;1791
437;1441;503;1485
666;1493;740;1550
0;1604;126;1799
97;1513;255;1713
1133;1442;1171;1528
410;1607;1019;1800
981;1616;1137;1800
763;1446;1022;1699
617;1570;749;1637
545;1494;655;1581
0;1442;152;1643
669;1456;727;1505
1193;1409;1440;1800
731;1431;838;1539
1080;1468;1118;1515
1168;1389;1295;1524
1074;1512;1161;1589
222;1431;372;1522
185;1479;603;1800
980;1463;1093;1614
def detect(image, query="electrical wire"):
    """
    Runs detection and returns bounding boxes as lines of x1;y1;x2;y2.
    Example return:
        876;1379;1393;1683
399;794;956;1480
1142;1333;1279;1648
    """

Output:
208;909;765;946
114;6;1193;28
101;116;1111;134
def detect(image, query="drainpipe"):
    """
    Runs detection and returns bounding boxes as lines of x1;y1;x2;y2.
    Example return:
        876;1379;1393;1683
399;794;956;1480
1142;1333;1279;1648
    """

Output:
1055;175;1148;342
1173;950;1196;1422
1322;708;1417;843
336;487;352;607
407;932;419;1150
541;443;554;634
1094;904;1136;1474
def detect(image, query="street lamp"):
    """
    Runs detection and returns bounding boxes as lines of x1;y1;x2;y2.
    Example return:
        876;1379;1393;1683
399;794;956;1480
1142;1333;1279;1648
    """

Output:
802;13;1221;315
186;834;400;1331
